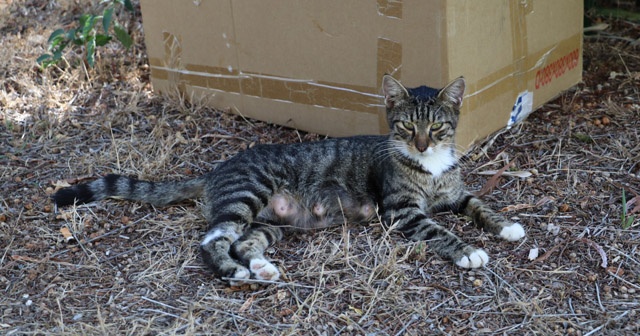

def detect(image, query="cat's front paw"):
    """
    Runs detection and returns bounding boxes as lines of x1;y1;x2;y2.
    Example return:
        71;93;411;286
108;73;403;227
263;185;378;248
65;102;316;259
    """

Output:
249;258;280;281
499;223;525;241
455;248;489;268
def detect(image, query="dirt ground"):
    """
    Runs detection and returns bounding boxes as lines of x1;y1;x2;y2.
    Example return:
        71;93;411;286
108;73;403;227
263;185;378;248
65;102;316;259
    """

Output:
1;1;639;335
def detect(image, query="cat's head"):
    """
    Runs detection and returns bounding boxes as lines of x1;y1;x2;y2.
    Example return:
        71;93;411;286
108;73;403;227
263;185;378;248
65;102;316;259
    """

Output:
381;75;465;159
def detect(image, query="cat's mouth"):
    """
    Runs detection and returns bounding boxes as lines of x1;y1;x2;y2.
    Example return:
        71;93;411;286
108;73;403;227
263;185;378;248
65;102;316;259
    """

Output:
421;146;436;155
408;143;437;156
409;142;455;161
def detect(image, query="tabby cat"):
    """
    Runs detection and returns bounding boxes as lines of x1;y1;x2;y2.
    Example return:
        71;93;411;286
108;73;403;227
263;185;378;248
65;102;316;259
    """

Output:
53;75;525;284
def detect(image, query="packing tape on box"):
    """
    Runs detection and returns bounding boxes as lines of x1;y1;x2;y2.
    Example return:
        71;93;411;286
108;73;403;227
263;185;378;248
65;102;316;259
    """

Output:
376;0;402;19
148;31;409;119
149;59;383;115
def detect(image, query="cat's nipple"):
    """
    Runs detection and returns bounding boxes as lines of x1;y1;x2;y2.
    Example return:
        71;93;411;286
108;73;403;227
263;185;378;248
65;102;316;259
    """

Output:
312;203;326;217
360;204;375;219
272;195;295;217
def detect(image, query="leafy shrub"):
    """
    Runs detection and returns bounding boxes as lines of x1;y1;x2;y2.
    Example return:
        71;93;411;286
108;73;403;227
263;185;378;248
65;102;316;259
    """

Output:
37;0;134;69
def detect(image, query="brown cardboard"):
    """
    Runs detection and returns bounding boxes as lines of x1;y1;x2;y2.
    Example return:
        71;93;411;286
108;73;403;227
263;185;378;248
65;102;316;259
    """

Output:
140;0;582;150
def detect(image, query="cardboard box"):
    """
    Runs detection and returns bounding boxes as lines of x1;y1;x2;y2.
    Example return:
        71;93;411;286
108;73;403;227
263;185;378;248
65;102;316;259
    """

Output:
140;0;582;150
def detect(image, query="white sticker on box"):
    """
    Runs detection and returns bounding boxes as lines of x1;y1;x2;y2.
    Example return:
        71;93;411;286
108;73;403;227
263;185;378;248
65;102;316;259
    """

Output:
508;91;533;128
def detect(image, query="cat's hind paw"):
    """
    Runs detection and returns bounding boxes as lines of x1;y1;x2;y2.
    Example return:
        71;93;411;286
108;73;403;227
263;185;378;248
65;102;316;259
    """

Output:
455;248;489;268
229;266;251;286
250;258;280;281
499;223;525;241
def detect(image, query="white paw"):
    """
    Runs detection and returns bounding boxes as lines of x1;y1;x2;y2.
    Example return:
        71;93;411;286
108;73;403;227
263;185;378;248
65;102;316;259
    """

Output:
249;258;280;281
229;267;251;286
500;223;525;241
455;249;489;268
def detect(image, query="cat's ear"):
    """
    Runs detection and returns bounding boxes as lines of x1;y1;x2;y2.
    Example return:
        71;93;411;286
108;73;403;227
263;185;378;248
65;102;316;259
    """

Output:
382;75;409;109
437;76;465;109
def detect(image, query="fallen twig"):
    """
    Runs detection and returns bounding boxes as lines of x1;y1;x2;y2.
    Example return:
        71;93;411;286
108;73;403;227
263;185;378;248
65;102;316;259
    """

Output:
474;162;515;197
579;238;608;268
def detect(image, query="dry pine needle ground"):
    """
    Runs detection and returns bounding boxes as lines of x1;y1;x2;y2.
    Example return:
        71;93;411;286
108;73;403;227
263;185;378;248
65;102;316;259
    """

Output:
1;1;640;335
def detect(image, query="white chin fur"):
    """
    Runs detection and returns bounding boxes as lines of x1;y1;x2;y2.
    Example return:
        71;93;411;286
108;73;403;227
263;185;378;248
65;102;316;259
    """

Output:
402;146;457;177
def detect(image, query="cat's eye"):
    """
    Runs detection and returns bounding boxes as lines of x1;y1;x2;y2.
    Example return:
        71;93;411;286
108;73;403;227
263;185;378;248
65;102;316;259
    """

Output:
400;121;414;130
430;122;443;130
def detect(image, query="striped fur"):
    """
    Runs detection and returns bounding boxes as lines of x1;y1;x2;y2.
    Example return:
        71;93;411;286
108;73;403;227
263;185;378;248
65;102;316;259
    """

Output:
53;75;525;284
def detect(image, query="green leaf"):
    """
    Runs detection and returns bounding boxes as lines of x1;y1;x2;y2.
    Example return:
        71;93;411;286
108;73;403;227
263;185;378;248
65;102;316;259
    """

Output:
36;54;52;65
49;35;66;51
123;0;134;11
81;15;97;41
66;29;78;41
621;189;636;229
52;50;63;61
114;23;133;49
47;28;66;43
78;14;92;31
41;60;56;68
86;35;96;67
37;50;63;68
103;7;114;32
95;34;112;46
573;133;594;143
50;37;69;52
115;0;134;11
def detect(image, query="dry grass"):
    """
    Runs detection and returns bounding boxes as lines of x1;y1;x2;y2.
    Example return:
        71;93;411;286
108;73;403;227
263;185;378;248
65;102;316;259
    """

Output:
2;1;640;335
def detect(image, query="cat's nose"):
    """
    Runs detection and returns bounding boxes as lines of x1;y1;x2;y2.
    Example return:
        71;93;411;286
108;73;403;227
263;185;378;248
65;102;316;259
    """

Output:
415;136;429;152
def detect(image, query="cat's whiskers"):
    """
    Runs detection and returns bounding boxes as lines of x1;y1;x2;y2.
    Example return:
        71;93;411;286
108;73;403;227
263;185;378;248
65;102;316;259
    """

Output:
373;140;406;163
443;142;475;170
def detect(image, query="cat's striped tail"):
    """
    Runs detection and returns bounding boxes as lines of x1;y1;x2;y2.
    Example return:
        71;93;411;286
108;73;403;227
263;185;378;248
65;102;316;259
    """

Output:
53;174;207;207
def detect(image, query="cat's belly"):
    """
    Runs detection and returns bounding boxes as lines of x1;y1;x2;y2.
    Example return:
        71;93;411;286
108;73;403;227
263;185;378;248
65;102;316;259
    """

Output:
258;191;376;229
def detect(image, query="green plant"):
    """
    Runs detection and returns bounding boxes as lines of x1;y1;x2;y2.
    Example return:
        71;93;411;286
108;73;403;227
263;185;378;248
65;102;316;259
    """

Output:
37;0;134;69
4;119;14;132
621;189;636;229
